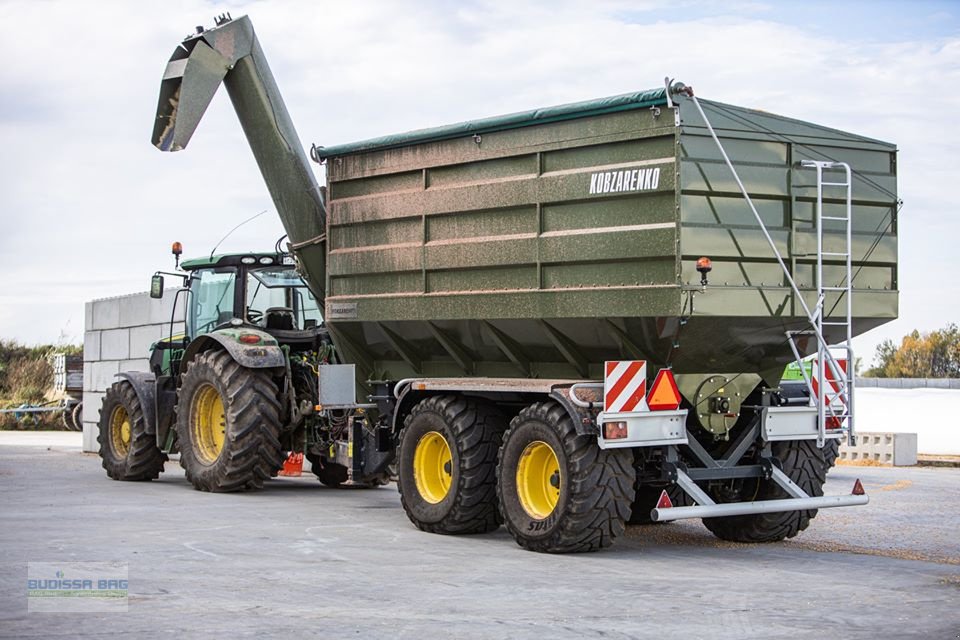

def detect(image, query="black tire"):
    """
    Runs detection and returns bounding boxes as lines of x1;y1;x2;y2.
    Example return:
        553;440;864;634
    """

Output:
315;463;349;487
397;395;506;534
822;438;840;471
702;439;827;542
628;483;692;525
71;401;84;432
497;402;634;553
61;403;77;431
176;350;284;492
306;453;387;489
97;381;166;481
304;454;349;487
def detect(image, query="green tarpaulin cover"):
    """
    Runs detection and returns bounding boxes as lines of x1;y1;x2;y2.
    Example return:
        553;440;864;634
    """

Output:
315;87;669;158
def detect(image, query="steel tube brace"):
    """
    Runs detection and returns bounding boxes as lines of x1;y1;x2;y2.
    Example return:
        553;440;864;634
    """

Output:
650;493;869;522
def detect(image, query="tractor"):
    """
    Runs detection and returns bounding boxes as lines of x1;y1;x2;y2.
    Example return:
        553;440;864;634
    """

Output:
97;245;393;491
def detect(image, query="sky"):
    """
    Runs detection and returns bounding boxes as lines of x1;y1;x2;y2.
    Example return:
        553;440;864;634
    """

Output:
0;0;957;368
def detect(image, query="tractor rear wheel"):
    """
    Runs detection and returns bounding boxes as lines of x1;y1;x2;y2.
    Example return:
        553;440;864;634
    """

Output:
397;395;506;534
702;439;827;542
98;381;166;481
497;402;634;553
176;350;284;492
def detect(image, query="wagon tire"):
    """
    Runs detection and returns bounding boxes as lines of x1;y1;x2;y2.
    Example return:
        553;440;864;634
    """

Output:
702;439;827;542
397;395;506;534
497;402;634;553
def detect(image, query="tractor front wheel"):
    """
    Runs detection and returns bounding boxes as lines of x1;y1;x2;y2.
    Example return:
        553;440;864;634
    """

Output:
98;381;166;481
176;350;284;492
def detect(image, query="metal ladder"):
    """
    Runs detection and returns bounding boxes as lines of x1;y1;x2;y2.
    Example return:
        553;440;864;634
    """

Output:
685;92;856;449
787;161;855;447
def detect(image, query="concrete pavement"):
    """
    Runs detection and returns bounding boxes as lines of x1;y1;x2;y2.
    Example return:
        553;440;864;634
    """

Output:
0;434;957;639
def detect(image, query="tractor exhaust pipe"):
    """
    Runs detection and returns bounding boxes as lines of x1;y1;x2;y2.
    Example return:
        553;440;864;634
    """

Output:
152;15;327;305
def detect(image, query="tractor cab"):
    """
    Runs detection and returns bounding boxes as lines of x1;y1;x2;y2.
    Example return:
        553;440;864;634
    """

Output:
178;253;323;342
149;246;329;380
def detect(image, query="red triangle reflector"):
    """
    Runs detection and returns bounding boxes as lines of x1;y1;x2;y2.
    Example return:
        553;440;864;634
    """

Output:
647;368;682;411
852;479;865;496
656;489;673;509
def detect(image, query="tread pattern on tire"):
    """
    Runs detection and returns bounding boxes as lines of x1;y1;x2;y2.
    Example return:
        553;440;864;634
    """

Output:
498;402;634;553
71;401;84;433
98;381;166;481
397;395;505;534
822;438;840;472
176;350;283;492
702;439;827;542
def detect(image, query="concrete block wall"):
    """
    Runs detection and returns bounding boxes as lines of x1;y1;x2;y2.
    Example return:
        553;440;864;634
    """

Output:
838;431;918;466
82;291;186;452
857;377;960;389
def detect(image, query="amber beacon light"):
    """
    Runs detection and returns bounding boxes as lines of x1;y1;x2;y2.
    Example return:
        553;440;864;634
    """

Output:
696;256;713;286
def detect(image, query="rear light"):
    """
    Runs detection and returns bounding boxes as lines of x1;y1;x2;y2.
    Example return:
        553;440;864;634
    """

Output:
603;421;628;440
238;334;261;344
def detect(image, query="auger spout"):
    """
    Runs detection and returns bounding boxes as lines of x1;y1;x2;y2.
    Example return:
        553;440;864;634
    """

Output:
152;14;327;305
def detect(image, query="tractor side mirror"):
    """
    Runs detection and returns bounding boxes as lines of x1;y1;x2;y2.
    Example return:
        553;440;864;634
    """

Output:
150;274;164;299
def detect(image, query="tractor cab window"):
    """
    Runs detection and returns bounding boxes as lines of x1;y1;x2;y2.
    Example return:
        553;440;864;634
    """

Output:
245;266;323;330
189;268;238;337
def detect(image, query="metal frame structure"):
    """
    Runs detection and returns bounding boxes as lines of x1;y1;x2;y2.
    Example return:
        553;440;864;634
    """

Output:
565;372;867;523
685;92;856;449
792;161;855;448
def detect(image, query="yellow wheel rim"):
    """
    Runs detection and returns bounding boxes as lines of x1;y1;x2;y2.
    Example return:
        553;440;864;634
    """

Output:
191;383;226;464
413;431;453;504
109;405;131;457
516;441;561;519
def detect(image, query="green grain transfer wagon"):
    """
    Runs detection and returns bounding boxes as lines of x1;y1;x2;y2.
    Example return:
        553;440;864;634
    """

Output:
136;14;894;552
315;85;897;388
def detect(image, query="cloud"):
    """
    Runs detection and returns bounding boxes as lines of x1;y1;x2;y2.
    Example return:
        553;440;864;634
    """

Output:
0;0;956;362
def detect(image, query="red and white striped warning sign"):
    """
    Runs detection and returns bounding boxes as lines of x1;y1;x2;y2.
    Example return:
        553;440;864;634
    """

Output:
812;357;848;428
604;361;648;412
811;357;847;404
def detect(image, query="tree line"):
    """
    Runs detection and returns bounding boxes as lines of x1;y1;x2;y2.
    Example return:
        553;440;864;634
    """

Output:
862;323;960;378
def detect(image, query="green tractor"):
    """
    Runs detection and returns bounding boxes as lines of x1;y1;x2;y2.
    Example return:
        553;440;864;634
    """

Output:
97;244;393;491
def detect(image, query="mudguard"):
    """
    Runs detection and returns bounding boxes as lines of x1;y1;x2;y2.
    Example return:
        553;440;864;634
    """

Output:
181;329;286;370
391;378;599;437
116;371;158;435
